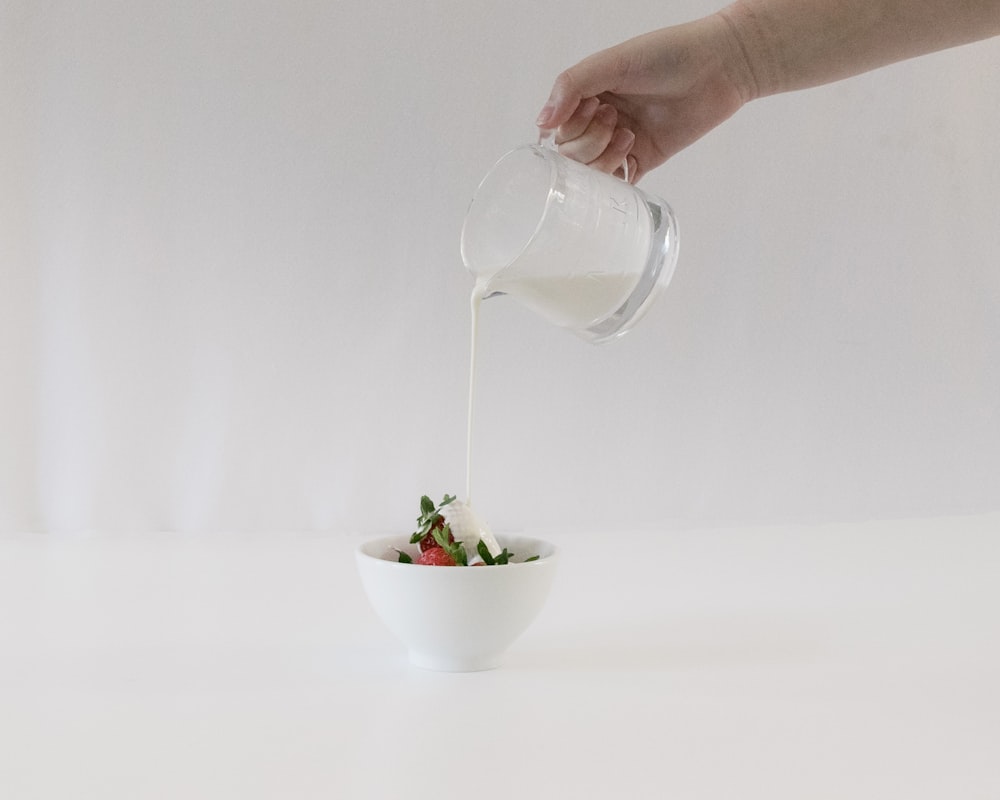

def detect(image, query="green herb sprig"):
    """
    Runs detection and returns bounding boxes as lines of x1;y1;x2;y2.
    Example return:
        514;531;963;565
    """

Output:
405;494;467;565
477;540;540;565
409;494;456;544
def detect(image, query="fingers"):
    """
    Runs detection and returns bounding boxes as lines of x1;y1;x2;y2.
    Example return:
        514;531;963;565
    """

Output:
536;70;587;130
536;45;629;130
556;102;617;162
536;45;638;179
551;101;635;179
589;127;635;174
552;97;600;144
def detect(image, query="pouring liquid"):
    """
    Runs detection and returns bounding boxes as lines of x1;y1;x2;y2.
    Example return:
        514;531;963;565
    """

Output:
466;278;488;505
465;272;639;506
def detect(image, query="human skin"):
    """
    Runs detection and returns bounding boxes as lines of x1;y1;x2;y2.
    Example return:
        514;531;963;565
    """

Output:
536;0;1000;182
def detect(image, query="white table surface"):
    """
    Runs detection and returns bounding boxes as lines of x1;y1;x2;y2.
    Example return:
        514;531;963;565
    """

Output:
2;514;998;799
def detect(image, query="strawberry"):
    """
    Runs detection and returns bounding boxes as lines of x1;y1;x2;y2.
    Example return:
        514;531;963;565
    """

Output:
418;517;454;552
416;546;457;566
411;494;456;548
410;494;466;564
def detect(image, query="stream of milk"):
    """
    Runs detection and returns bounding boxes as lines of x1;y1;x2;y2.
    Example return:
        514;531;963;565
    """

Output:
464;272;638;506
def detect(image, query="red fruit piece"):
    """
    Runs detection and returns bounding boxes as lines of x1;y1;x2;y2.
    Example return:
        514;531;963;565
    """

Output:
418;518;455;552
416;547;456;566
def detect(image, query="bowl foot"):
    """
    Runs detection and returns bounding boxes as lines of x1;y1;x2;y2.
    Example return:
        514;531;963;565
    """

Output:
409;650;504;672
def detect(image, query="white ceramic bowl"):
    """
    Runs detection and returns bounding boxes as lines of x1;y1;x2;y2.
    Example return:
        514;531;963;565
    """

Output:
356;533;558;672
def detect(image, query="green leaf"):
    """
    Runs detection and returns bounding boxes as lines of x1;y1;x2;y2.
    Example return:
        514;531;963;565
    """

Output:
440;494;456;508
433;524;468;566
524;555;540;563
494;548;511;565
414;495;444;541
476;539;495;565
431;523;453;550
394;549;413;564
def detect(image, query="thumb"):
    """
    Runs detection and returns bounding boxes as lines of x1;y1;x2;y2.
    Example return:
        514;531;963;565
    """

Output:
536;47;626;129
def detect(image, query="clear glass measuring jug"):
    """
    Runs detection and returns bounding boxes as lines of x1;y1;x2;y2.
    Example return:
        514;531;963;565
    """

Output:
460;139;679;343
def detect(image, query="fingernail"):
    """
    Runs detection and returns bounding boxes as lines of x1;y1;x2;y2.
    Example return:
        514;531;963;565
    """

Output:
535;103;555;127
615;128;635;148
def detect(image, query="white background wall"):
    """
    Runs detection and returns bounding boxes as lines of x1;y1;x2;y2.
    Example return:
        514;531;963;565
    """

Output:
2;0;998;534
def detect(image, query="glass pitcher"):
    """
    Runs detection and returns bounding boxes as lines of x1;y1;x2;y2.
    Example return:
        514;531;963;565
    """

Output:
460;140;679;343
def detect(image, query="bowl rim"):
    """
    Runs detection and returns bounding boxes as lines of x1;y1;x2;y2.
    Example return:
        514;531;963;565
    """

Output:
356;532;557;568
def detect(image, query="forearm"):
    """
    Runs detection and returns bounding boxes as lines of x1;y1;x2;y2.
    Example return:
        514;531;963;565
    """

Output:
719;0;1000;98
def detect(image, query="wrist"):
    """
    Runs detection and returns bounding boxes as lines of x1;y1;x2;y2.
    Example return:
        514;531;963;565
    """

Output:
715;1;781;100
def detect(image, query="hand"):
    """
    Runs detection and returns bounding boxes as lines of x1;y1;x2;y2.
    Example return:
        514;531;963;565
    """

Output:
535;13;755;183
537;0;1000;183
